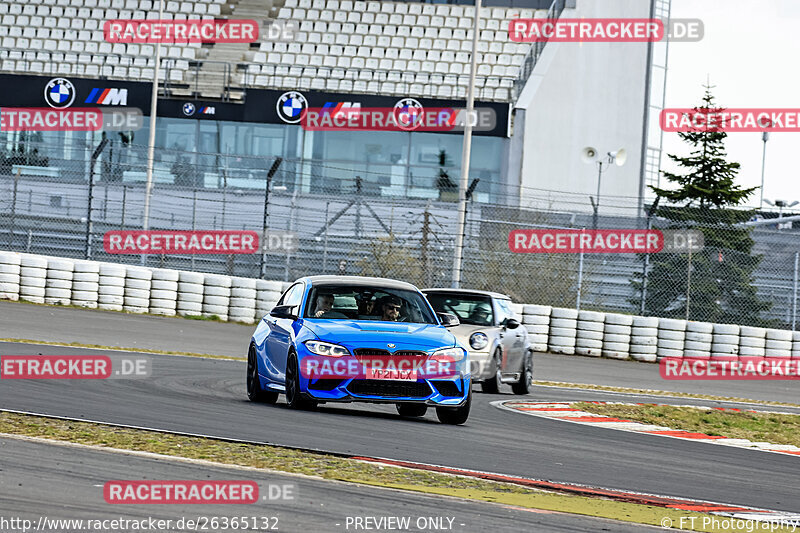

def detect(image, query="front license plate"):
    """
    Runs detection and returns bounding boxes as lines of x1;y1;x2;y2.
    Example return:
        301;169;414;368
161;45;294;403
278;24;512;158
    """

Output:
366;368;417;381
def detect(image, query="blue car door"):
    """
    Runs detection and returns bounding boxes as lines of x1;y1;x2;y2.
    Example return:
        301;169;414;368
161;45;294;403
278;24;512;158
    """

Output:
265;283;304;384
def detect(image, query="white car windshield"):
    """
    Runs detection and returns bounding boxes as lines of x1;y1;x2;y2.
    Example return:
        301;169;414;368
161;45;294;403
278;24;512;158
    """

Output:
425;293;494;326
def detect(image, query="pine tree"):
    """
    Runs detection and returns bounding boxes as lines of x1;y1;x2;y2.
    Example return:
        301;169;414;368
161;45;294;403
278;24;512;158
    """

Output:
638;85;771;324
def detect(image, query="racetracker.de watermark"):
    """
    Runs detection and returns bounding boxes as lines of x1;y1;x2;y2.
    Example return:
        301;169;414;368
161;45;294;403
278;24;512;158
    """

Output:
103;481;295;504
301;355;463;380
103;230;297;254
104;19;258;43
660;357;800;381
508;229;703;254
0;108;144;132
661;108;800;132
300;107;496;132
0;355;150;379
508;18;703;43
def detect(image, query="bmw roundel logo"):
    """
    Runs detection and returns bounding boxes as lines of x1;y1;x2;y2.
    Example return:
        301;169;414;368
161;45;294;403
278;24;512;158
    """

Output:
387;343;396;349
277;91;308;124
44;78;76;109
394;98;424;131
182;102;196;116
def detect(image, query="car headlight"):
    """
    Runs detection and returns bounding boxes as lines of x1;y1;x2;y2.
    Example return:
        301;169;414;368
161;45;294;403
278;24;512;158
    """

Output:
430;346;467;362
469;332;489;350
304;340;349;357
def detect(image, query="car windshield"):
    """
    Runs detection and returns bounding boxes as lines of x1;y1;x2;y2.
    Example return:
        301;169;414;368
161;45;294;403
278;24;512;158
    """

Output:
304;285;438;324
425;292;494;326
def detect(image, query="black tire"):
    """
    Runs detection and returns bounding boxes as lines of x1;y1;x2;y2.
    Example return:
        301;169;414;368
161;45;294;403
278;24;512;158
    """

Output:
511;351;533;395
481;349;502;394
436;389;471;425
396;403;428;417
247;344;278;404
285;351;317;410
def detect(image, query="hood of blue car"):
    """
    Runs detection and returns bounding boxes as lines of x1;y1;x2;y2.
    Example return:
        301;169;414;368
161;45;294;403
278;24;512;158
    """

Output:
303;320;458;351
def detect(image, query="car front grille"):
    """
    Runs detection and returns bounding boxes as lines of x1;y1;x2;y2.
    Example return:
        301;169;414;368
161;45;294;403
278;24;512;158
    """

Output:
353;348;391;357
308;378;343;391
347;380;432;398
352;348;427;362
431;380;462;397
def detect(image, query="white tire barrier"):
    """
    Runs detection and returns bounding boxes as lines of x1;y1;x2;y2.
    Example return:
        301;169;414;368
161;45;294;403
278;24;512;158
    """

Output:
256;279;283;320
123;266;151;313
177;270;204;317
45;257;74;305
97;262;126;311
682;321;712;359
522;304;550;352
792;331;800;360
603;313;632;359
149;269;179;316
203;274;231;321
738;326;766;358
510;302;524;320
576;309;605;356
0;251;21;301
548;307;577;355
631;316;659;361
70;260;99;308
765;329;792;358
711;323;739;361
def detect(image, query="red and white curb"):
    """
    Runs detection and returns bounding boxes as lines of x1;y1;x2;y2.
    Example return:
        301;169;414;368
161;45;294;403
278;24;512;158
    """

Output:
494;400;800;458
493;400;800;525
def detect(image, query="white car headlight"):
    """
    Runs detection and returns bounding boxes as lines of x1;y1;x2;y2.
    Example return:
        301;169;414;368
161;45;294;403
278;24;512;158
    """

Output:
469;332;489;350
431;346;467;362
304;340;349;357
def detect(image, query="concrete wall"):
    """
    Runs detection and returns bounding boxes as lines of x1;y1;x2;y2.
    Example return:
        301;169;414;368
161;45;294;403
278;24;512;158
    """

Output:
513;0;651;216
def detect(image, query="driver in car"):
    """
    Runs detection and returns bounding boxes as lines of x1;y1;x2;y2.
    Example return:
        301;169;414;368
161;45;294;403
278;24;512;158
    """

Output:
313;292;335;318
469;302;492;326
380;296;402;322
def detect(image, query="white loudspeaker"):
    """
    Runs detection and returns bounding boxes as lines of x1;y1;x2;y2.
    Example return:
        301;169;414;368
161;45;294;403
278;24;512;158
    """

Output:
610;148;627;167
581;146;598;164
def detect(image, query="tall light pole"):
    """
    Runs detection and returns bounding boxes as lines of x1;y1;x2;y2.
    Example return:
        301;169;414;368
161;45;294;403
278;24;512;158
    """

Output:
451;0;481;288
141;0;164;264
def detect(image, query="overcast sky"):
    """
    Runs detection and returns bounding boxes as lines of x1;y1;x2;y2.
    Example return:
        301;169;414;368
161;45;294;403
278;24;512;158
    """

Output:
662;0;800;210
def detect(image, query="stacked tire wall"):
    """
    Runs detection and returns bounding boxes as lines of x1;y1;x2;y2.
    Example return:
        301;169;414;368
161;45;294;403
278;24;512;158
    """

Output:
5;252;800;358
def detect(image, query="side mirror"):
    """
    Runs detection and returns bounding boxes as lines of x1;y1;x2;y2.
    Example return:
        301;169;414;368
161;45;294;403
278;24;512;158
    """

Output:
437;312;460;327
505;318;520;330
270;305;298;320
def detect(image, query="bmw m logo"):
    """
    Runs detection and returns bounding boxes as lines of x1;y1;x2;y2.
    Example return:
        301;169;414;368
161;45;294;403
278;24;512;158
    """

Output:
387;343;395;348
44;78;76;109
277;91;307;124
393;98;424;131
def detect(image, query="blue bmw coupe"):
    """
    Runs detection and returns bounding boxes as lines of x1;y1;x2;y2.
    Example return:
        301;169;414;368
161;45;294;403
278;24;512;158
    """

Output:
247;276;471;424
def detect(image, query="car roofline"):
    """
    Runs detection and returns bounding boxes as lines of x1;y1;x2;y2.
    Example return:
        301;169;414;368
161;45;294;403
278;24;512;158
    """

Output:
299;275;421;292
421;287;512;301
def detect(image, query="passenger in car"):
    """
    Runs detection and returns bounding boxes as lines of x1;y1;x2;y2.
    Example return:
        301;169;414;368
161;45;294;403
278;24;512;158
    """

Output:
313;292;335;317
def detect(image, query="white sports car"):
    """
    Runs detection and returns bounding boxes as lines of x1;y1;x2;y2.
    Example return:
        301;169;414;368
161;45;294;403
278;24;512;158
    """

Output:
422;289;532;395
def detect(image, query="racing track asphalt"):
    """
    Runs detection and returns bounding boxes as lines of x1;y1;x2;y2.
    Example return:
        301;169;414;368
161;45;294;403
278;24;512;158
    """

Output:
1;436;655;533
1;342;798;515
1;300;797;404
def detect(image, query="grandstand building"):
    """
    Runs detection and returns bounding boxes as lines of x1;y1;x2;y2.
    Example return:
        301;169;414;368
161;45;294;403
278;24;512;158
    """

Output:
0;0;666;216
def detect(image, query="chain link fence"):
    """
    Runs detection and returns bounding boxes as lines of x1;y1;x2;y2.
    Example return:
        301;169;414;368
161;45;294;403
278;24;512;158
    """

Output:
1;137;799;329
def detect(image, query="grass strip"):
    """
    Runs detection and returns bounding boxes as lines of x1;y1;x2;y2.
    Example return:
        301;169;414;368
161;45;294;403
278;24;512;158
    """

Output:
0;411;782;533
537;380;800;408
574;402;800;447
